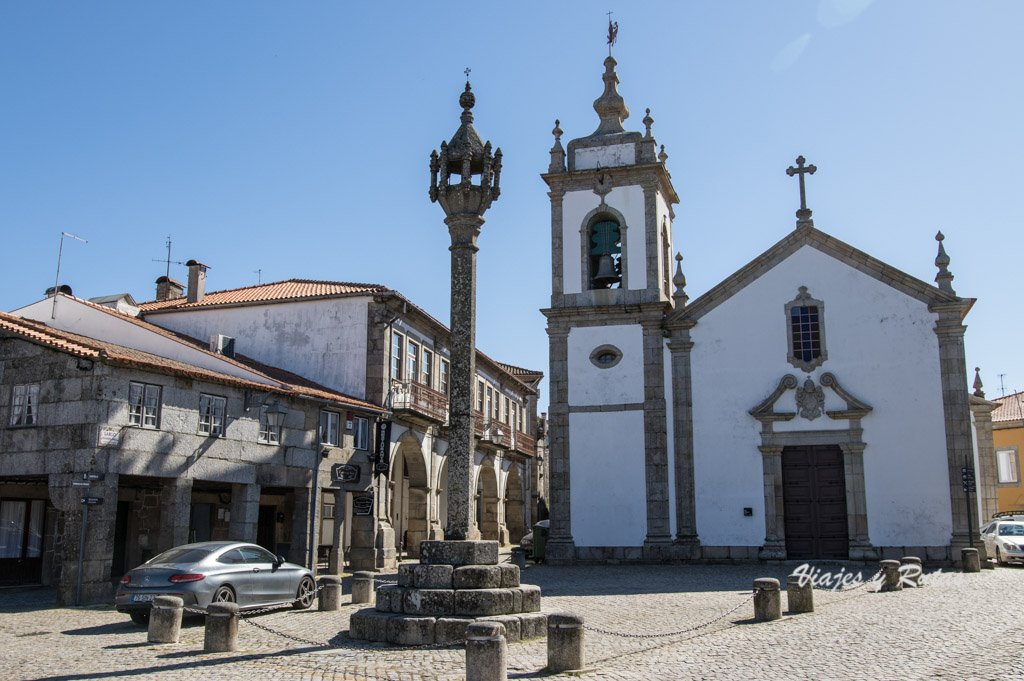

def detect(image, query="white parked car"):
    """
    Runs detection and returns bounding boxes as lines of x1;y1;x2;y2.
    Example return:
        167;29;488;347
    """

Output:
980;516;1024;566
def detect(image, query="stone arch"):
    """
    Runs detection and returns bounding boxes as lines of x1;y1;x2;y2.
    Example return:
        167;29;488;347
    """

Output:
475;461;500;542
389;433;430;558
579;203;630;291
504;464;526;543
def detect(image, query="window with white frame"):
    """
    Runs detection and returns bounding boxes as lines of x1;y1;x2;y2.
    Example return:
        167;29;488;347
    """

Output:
486;386;493;420
128;382;161;429
10;384;39;427
407;341;419;383
391;332;404;380
320;410;341;447
258;405;280;444
422;349;433;389
440;359;450;395
198;394;226;437
503;396;510;424
477;380;484;412
354;416;369;450
492;389;500;422
997;447;1019;485
511;402;518;433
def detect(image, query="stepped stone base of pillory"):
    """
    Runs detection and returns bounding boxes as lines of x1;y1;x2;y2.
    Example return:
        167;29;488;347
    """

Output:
347;540;543;646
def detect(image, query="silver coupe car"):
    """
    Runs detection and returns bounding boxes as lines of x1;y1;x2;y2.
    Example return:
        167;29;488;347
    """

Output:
115;541;316;626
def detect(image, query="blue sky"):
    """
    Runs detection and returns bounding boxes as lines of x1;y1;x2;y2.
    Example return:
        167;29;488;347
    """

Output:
3;1;1023;409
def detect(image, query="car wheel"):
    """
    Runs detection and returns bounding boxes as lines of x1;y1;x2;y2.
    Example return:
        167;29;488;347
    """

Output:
293;576;316;610
129;611;150;627
213;585;236;604
996;547;1005;566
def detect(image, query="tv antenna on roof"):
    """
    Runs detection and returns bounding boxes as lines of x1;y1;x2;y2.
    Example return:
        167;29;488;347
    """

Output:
998;373;1007;397
153;236;184;279
52;231;87;319
254;269;262;285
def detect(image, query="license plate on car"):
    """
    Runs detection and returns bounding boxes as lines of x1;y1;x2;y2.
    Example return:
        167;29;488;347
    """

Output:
132;594;155;602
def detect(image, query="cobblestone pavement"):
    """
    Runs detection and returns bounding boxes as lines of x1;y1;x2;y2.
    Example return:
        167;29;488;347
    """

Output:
2;561;1023;681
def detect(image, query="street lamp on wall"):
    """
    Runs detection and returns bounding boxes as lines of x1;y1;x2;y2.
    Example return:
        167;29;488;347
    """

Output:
264;401;288;429
490;427;504;446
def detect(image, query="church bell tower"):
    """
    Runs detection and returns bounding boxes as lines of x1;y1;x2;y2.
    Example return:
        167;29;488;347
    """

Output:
541;47;680;564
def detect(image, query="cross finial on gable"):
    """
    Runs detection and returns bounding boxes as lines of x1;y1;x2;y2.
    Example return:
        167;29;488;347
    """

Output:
786;156;816;226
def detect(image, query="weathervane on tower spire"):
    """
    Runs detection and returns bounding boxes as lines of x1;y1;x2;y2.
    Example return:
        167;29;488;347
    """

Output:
606;12;618;56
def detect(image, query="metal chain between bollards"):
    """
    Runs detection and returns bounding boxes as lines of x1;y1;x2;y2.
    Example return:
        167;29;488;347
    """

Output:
582;590;756;639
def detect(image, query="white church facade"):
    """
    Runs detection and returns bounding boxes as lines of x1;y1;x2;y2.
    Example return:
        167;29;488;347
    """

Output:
542;55;995;565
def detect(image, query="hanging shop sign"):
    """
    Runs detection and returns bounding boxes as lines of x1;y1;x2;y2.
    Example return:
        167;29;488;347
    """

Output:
330;463;360;484
373;420;393;474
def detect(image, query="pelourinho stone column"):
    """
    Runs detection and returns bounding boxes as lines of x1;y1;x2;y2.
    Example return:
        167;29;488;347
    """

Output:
429;78;501;540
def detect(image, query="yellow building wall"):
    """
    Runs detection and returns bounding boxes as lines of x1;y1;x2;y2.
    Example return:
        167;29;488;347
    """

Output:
994;423;1024;512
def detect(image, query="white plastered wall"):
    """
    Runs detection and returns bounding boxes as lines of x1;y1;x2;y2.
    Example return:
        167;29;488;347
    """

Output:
561;186;647;295
144;297;370;398
570;410;647;546
691;245;951;548
574;143;636;170
567;324;644;406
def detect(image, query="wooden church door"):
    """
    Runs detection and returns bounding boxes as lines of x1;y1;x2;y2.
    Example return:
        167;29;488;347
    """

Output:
782;445;849;559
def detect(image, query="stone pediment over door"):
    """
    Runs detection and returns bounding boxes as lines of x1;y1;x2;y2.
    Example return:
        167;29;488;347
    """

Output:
749;372;872;428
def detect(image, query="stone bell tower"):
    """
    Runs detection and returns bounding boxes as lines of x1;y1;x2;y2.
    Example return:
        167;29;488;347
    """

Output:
541;52;680;564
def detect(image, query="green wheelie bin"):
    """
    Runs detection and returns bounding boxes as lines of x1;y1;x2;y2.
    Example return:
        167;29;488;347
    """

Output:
531;519;550;563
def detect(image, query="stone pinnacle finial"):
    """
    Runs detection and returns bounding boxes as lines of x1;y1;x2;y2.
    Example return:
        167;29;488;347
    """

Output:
973;367;985;398
549;119;566;174
672;252;688;309
658;144;668;163
591;56;630;136
643;108;653;138
934;231;955;293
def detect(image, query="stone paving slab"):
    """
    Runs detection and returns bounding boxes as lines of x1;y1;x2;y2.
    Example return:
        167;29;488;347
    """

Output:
1;562;1023;680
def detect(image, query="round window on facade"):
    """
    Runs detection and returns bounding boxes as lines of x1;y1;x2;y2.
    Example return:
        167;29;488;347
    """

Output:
589;344;623;369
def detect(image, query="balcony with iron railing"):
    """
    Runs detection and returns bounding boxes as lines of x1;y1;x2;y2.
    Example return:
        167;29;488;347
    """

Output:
390;379;449;424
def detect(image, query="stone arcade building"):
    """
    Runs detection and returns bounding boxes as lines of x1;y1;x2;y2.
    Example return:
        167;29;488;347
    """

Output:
542;54;996;565
0;303;382;604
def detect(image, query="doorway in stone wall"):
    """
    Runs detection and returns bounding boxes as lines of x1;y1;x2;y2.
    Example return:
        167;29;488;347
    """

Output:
782;445;849;560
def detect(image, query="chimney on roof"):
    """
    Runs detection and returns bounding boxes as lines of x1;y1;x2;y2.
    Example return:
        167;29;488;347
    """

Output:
155;276;185;302
185;260;209;303
45;284;73;297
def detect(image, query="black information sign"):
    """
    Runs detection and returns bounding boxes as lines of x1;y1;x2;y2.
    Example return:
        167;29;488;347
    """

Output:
80;497;104;505
374;420;392;474
353;494;374;516
961;466;976;492
330;463;360;484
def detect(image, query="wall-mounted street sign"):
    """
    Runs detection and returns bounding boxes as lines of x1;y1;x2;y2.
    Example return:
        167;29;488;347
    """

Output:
330;464;360;484
80;497;104;505
97;426;120;447
373;420;392;474
83;472;105;481
353;494;374;516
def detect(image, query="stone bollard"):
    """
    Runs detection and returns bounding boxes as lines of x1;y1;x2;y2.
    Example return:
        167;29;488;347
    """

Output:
900;556;923;587
753;578;781;621
148;595;184;643
352;571;375;605
548;612;585;672
466;621;507;681
318;575;341;611
204;602;239;653
879;559;902;591
785;575;814;613
961;548;981;573
510;547;527;569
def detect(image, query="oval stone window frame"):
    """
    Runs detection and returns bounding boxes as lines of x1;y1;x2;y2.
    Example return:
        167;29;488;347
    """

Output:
589;344;623;370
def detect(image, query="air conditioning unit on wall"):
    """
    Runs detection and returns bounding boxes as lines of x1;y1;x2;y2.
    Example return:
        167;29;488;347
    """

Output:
210;334;235;358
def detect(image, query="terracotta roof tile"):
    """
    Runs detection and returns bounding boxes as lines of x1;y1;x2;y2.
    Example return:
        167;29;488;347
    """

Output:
993;392;1024;423
139;279;390;311
0;310;383;412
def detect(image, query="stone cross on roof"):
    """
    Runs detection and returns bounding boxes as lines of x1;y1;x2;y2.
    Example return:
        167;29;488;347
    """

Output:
786;155;817;225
